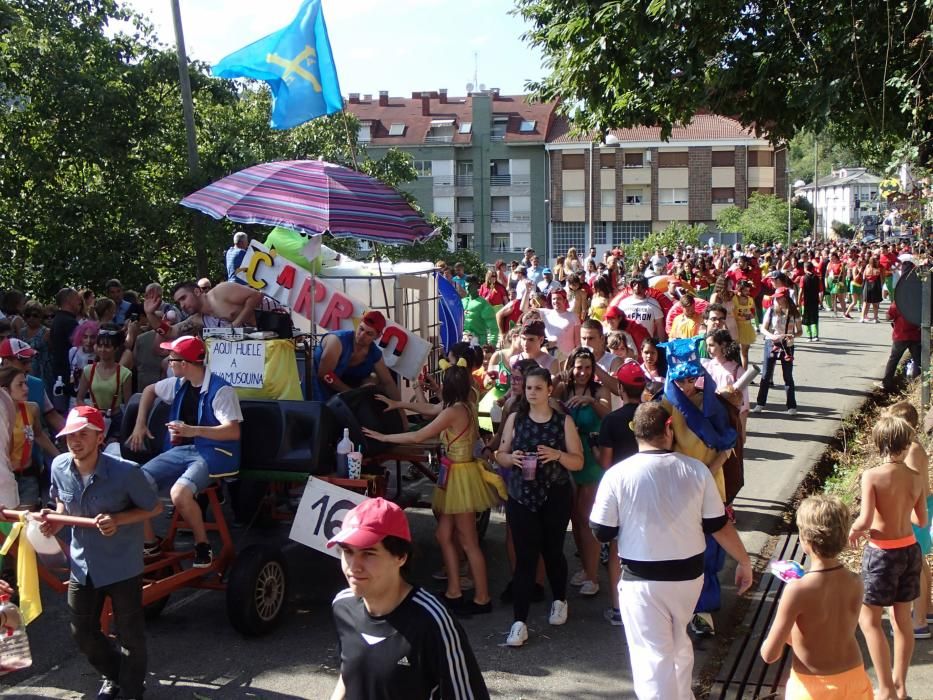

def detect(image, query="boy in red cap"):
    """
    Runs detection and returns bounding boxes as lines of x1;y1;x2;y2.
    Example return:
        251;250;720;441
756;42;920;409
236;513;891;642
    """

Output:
328;498;489;700
128;335;243;568
39;405;161;700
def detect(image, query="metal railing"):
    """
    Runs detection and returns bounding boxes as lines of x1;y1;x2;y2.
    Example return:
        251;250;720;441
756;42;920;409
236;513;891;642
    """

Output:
489;174;511;186
491;210;511;223
454;175;474;187
456;212;475;223
424;133;453;143
511;211;531;222
432;176;454;186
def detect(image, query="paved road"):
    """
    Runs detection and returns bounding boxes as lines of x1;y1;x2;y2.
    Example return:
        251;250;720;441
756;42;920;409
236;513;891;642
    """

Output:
3;313;919;700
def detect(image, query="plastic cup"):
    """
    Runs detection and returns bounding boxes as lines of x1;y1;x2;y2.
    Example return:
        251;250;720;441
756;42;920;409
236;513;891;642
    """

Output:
168;421;184;445
347;452;362;480
521;454;538;481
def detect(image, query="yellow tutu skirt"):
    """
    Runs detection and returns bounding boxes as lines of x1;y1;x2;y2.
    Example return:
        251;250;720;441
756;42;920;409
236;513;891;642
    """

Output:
433;459;507;514
736;319;757;346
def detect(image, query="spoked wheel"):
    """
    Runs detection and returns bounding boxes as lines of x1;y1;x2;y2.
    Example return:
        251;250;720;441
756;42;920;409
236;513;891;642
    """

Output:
226;544;288;636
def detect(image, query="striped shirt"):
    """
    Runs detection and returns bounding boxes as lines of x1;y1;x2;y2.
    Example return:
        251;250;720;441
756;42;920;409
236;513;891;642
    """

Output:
331;586;489;699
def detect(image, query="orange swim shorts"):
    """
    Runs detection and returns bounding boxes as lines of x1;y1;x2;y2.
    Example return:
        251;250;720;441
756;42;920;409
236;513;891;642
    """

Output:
785;665;873;699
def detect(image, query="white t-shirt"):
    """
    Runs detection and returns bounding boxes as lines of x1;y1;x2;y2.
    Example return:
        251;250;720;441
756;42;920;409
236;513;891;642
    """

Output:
617;295;664;336
152;376;244;424
590;451;724;562
541;309;581;355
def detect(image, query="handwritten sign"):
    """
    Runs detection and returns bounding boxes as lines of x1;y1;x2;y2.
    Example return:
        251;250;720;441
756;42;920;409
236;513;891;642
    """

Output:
206;339;266;388
237;240;431;379
289;477;367;558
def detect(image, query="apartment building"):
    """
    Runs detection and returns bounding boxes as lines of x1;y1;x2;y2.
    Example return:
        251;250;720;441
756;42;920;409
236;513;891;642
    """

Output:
345;89;558;262
546;114;786;258
795;167;881;238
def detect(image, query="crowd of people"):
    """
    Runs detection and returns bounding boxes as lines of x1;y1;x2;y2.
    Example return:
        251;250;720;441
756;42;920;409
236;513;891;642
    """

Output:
0;230;930;699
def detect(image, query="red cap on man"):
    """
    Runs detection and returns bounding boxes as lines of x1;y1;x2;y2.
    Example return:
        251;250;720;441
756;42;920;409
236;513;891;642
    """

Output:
604;305;624;321
159;335;206;363
326;498;411;549
361;310;386;335
615;362;647;388
57;405;106;438
0;338;37;360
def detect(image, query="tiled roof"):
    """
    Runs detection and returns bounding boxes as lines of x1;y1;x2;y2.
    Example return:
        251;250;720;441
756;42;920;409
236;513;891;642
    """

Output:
548;113;764;145
345;92;558;146
795;168;881;190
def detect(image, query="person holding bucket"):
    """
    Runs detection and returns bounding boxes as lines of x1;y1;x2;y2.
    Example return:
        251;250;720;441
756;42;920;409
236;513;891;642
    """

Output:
494;366;584;647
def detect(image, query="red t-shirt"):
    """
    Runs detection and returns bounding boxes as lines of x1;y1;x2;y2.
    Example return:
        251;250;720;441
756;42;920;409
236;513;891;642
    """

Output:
889;303;920;342
878;253;897;273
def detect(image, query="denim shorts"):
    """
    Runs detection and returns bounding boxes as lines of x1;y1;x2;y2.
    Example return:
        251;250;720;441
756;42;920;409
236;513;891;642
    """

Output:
141;445;210;495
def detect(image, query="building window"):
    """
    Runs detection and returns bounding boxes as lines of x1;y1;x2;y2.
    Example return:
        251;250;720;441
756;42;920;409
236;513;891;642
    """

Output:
748;150;773;167
623;188;645;205
563;153;585;170
519;120;536;133
491;116;508;140
711;187;735;204
551;222;586;254
711;150;735;167
426;119;455;142
601;152;616;168
659;188;688;205
600;189;615;208
593;222;609;245
563;190;585;208
412;160;432;177
750;187;774;195
492;233;511;252
388;123;405;136
658;151;688;168
612;221;651;245
458;122;472;134
624;152;644;168
358;123;372;143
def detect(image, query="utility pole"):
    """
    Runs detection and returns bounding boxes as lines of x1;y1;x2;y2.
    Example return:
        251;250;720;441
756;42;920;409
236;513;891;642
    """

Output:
786;163;792;247
812;138;819;239
170;0;208;275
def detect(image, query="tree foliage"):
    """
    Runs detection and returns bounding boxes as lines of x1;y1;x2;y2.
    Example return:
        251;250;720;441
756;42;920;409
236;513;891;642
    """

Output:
715;193;810;246
516;0;932;173
624;221;707;259
0;1;433;300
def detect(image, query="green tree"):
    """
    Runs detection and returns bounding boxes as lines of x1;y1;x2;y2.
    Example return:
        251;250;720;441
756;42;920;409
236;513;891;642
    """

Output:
625;221;707;260
515;0;932;173
715;193;809;245
787;131;864;184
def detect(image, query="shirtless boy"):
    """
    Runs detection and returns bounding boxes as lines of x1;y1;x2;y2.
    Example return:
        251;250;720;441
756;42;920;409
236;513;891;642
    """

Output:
761;495;872;699
885;401;932;638
144;281;263;338
848;416;927;700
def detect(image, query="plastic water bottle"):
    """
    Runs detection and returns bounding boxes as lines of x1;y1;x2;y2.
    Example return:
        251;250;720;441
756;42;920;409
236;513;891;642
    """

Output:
0;596;32;675
336;428;353;478
52;376;64;397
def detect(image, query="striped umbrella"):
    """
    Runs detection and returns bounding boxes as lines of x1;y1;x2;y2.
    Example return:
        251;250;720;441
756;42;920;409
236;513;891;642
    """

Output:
180;160;438;245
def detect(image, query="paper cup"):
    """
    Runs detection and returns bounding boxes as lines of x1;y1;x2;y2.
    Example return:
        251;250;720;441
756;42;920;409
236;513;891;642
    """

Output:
521;454;538;481
347;452;363;480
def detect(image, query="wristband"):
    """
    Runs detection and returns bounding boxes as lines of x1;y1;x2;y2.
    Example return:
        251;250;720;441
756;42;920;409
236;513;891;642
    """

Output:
323;372;339;385
157;319;171;336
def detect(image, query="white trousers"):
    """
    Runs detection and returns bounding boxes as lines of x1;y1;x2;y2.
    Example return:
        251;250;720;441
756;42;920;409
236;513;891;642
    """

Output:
618;573;703;700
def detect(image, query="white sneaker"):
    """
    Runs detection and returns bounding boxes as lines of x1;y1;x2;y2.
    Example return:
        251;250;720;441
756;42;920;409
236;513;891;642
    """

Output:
579;580;600;596
506;621;528;647
786;408;797;416
549;600;568;626
569;570;587;586
751;404;763;413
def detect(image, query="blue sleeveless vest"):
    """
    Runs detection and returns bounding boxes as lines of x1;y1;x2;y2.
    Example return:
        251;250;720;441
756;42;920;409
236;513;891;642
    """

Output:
165;374;241;478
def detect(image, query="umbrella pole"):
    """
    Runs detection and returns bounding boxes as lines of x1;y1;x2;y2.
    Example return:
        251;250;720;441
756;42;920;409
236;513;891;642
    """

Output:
373;243;392;314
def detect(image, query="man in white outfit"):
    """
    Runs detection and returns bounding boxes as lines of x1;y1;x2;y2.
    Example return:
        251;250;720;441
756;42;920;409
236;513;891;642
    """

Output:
589;402;752;699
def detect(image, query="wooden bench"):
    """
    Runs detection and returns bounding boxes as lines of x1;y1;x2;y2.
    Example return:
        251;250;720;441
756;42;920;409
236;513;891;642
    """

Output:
708;533;809;699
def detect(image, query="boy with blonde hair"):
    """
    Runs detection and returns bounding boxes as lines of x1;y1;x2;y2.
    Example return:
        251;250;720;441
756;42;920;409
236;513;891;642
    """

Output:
848;415;927;700
885;401;932;638
761;495;872;698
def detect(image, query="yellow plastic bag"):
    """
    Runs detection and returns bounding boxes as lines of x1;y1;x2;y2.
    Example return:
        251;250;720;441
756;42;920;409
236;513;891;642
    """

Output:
0;516;41;625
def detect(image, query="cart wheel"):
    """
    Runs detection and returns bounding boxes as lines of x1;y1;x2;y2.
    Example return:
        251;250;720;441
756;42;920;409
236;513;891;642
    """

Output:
226;544;288;636
475;509;491;542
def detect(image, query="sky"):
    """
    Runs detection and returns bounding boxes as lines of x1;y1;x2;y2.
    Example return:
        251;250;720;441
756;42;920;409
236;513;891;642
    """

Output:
121;0;545;97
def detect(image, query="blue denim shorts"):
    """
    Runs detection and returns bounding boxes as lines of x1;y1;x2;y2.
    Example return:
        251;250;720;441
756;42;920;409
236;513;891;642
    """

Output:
141;445;210;495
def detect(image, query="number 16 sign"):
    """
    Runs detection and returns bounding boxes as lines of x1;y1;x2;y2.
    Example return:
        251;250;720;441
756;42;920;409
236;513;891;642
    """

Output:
289;478;368;558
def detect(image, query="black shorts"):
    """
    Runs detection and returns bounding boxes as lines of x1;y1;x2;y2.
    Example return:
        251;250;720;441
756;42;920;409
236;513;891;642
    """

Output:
861;542;922;607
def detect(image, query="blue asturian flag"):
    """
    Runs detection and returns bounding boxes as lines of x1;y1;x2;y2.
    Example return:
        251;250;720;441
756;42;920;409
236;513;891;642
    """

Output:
436;272;464;355
213;0;342;129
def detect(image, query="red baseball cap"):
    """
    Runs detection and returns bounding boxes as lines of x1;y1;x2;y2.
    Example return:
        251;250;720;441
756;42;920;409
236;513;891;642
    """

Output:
361;310;386;335
57;405;105;438
326;498;411;549
159;335;206;363
615;361;647;387
604;305;624;320
0;338;37;360
773;287;790;299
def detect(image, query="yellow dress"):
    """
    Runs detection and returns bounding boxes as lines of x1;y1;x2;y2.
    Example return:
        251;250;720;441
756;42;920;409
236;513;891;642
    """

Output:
732;295;757;346
663;397;726;501
432;403;507;514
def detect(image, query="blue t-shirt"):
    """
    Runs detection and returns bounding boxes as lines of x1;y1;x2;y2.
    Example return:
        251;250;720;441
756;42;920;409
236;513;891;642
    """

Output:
226;246;247;284
50;452;159;587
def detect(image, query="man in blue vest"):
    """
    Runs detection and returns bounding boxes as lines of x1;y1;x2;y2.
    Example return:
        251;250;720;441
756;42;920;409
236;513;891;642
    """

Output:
127;336;242;568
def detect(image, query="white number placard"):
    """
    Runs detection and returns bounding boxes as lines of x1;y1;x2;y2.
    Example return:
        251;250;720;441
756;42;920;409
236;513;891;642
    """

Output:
289;477;367;558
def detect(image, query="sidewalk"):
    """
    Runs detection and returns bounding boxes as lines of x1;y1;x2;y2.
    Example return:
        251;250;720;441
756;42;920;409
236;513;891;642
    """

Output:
707;312;933;699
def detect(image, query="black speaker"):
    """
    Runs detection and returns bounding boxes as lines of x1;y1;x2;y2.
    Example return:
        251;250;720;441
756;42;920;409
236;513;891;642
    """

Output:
120;393;170;464
254;309;293;339
239;400;335;475
325;385;405;456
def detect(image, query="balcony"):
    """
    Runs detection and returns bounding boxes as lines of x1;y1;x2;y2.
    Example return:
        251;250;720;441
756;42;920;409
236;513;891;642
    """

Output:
432;175;454;186
455;175;474;187
424;133;454;144
456;212;475;223
511;210;531;222
490;174;511;186
491;210;511;223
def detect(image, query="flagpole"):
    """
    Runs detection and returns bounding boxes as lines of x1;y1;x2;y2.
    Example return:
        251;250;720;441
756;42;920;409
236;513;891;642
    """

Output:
170;0;208;275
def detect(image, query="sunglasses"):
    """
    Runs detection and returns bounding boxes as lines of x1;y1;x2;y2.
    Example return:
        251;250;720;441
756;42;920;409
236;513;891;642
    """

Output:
98;329;121;337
